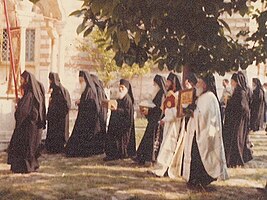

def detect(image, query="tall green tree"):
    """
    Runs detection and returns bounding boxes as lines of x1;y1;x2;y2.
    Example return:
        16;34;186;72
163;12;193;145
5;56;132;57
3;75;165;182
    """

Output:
71;0;267;75
76;28;151;87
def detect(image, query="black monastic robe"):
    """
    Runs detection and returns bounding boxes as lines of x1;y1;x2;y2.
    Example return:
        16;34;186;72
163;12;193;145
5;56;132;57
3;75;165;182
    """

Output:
35;81;46;158
136;90;164;163
91;75;108;155
46;87;69;153
250;87;265;131
8;71;43;173
223;87;253;167
105;94;136;159
65;85;99;157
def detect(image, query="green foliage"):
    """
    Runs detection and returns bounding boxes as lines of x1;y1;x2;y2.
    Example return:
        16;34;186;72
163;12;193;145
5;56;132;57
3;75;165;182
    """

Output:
76;28;151;87
70;0;267;75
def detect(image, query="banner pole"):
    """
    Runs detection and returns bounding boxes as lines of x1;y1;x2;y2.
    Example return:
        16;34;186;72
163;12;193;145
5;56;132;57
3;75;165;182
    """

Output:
3;0;18;100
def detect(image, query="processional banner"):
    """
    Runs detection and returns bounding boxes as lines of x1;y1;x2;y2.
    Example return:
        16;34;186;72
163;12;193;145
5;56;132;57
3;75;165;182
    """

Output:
6;27;21;95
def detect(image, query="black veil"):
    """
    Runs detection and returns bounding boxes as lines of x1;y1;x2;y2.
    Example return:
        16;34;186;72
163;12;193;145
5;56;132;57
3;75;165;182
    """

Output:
120;79;134;104
167;72;182;92
49;72;71;109
21;70;44;124
79;70;100;113
154;74;167;95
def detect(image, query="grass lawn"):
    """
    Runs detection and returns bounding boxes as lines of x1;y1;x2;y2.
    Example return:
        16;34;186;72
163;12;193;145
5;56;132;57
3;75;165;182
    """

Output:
0;119;266;200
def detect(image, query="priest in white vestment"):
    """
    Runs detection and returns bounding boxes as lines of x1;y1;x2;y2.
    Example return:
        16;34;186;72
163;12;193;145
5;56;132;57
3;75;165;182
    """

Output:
150;72;185;178
183;73;228;188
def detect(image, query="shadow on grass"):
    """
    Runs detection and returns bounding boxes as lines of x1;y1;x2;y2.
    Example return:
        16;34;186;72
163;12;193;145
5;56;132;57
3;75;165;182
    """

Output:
0;178;265;200
0;188;47;200
0;129;266;200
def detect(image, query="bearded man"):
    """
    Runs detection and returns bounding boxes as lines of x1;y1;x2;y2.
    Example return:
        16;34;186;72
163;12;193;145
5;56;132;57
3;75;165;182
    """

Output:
65;70;100;157
183;73;228;188
149;72;185;178
104;79;136;161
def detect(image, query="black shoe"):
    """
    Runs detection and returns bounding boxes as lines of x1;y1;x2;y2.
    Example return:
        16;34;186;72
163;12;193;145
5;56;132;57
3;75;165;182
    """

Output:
131;156;138;162
131;156;145;165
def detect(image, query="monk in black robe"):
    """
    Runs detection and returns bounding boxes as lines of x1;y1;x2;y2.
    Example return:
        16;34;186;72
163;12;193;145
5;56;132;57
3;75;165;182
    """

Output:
36;80;46;157
223;73;253;167
45;72;71;153
236;71;254;152
250;78;265;132
91;74;108;155
7;70;44;173
134;75;166;164
65;70;100;157
104;79;136;161
62;81;72;143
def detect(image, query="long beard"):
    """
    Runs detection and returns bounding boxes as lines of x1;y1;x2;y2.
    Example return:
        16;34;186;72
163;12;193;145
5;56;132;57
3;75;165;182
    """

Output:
118;88;128;99
195;87;204;97
167;84;174;92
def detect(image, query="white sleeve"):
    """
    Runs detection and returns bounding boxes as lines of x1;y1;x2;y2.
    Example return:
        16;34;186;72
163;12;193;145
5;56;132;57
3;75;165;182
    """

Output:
161;107;177;122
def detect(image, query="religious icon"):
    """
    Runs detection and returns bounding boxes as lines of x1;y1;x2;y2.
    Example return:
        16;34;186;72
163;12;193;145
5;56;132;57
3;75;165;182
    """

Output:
177;88;194;118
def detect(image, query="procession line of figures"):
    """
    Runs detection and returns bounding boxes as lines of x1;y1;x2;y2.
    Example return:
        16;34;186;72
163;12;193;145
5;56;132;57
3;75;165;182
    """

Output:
8;69;262;189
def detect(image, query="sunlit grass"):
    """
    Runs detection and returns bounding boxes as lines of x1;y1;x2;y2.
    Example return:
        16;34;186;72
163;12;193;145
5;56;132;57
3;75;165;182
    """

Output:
0;119;266;200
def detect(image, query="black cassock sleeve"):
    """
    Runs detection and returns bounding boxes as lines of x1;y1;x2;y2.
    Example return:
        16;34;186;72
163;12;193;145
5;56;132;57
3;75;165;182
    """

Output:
114;98;133;133
146;91;163;122
47;91;68;120
15;92;37;128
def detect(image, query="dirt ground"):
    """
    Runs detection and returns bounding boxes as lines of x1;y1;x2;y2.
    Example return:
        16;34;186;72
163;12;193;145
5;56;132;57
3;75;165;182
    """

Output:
0;127;266;200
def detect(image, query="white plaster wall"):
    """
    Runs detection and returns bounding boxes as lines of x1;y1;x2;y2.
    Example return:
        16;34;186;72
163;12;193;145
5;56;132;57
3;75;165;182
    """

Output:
0;98;15;151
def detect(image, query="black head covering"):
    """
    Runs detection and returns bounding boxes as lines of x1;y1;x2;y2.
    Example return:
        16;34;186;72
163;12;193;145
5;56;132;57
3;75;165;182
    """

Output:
49;72;59;88
199;73;222;125
91;73;107;102
167;72;182;92
79;70;100;112
21;70;44;124
37;80;47;129
120;79;134;104
236;71;253;105
187;73;198;86
253;78;265;100
199;73;218;98
79;70;85;78
253;78;263;90
231;73;238;82
231;72;247;91
91;74;104;91
49;72;71;109
154;74;167;95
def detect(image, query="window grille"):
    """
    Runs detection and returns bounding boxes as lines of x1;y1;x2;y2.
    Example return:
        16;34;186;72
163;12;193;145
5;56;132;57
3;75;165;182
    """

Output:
1;29;9;62
25;29;35;62
0;29;35;62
